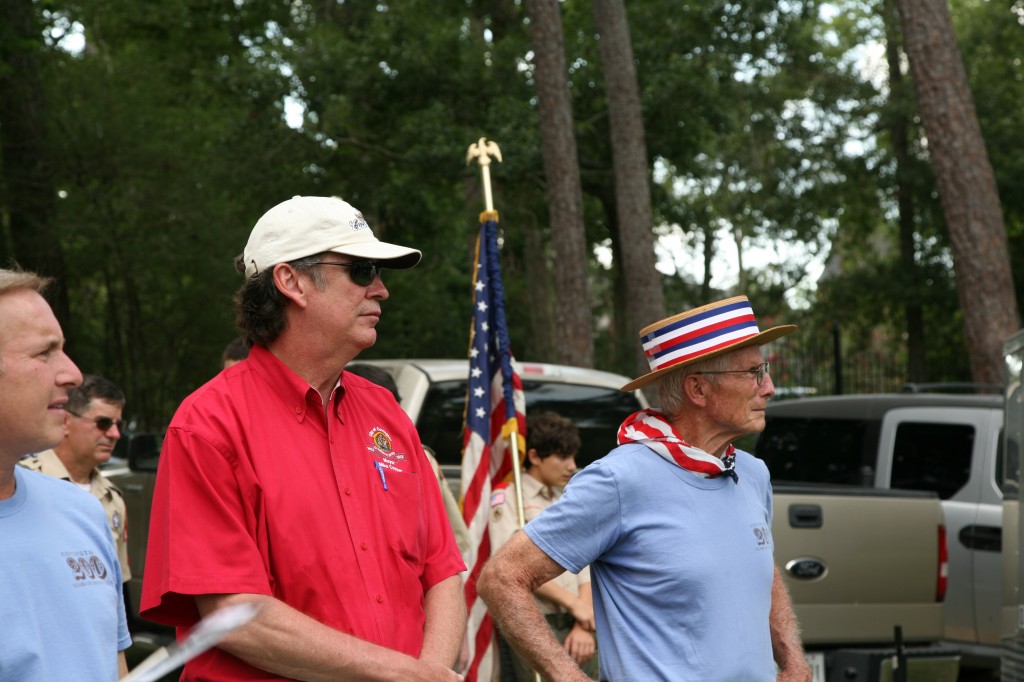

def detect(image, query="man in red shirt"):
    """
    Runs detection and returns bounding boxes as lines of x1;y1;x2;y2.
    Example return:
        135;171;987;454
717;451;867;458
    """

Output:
141;196;467;681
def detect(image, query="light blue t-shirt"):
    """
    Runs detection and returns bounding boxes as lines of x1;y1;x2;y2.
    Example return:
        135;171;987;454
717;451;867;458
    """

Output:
0;467;131;681
525;444;776;681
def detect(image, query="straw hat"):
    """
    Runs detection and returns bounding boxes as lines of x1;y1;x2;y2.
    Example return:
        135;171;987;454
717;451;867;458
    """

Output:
622;295;796;391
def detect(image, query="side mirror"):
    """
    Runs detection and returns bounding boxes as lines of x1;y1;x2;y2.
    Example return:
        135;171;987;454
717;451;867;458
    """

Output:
127;433;162;473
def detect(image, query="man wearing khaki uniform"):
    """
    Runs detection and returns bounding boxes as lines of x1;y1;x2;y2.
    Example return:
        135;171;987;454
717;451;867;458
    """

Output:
19;374;131;581
489;412;597;681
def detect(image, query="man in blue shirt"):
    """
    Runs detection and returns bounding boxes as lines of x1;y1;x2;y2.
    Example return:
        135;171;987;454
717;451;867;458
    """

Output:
479;296;812;681
0;268;131;681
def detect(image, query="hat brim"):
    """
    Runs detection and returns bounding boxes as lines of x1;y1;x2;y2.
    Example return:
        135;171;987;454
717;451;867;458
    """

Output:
621;324;797;392
329;243;422;269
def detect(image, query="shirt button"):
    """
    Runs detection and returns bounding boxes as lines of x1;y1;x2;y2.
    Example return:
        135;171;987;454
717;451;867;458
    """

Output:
345;488;352;495
360;542;368;550
294;407;301;414
376;594;384;603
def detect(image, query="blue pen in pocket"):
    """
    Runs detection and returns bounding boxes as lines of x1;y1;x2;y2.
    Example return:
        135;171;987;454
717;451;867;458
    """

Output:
374;460;389;491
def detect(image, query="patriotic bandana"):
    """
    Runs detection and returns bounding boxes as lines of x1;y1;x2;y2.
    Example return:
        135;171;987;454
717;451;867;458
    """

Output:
617;409;738;483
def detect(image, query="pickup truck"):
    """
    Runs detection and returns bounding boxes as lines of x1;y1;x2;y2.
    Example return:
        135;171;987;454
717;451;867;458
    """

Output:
106;361;958;681
757;391;1005;673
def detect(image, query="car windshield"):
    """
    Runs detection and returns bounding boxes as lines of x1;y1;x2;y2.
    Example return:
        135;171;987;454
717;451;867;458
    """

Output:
416;379;643;469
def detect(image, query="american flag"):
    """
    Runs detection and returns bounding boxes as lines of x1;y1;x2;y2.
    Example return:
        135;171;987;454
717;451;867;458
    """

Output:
460;213;526;682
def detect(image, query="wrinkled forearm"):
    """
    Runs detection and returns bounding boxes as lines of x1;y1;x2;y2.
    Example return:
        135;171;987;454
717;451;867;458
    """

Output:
770;567;812;681
478;535;590;682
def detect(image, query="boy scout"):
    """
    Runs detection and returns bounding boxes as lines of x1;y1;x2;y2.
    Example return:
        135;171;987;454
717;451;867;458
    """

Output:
20;373;131;581
489;411;598;681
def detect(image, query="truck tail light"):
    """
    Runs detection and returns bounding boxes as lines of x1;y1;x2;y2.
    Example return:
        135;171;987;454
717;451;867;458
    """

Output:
937;525;948;602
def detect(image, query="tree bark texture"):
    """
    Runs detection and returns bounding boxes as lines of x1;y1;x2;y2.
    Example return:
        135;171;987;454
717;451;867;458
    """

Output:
895;0;1020;385
524;0;595;368
592;0;666;377
523;217;559;361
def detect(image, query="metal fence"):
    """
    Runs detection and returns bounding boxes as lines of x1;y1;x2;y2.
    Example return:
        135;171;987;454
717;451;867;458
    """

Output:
764;324;909;398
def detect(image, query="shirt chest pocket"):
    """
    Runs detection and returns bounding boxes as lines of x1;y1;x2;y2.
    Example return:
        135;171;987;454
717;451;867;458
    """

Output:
371;462;424;563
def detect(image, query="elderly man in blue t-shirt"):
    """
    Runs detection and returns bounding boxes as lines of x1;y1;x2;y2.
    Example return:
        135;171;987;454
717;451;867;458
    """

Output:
479;296;813;682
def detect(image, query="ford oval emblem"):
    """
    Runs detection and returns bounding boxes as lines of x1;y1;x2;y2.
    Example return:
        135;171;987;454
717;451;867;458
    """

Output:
785;557;827;580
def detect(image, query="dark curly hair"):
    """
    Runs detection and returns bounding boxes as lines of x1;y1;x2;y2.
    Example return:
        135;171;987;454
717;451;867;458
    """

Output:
233;252;329;347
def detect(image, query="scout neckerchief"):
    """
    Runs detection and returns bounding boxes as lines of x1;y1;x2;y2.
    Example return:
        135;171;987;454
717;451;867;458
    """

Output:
617;409;738;483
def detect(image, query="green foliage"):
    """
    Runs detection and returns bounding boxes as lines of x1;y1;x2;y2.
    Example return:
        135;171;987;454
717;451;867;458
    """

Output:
3;0;1021;429
36;0;315;425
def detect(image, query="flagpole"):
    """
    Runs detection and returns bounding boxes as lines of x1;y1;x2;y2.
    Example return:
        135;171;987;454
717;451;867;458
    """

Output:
465;138;540;682
466;137;527;531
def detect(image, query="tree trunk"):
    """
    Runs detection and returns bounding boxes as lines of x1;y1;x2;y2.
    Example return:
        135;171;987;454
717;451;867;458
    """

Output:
884;0;928;383
524;0;595;368
732;225;746;293
523;217;558;362
895;0;1020;385
592;0;665;376
0;0;71;327
701;223;714;302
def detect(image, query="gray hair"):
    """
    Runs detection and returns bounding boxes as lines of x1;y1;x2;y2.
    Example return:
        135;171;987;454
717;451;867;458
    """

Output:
656;352;736;420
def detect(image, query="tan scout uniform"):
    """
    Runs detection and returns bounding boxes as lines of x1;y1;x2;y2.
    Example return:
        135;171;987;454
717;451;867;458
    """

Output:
19;450;131;581
490;474;598;681
423;446;472;563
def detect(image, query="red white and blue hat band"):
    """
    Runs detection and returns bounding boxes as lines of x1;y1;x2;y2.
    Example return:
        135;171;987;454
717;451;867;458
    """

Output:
621;295;796;392
642;299;759;373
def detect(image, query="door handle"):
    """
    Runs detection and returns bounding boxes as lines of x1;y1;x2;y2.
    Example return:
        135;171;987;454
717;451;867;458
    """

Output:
958;525;1001;552
788;504;823;529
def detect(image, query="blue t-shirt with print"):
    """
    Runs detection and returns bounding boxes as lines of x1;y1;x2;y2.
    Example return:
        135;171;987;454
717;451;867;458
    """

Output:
525;443;776;681
0;467;131;681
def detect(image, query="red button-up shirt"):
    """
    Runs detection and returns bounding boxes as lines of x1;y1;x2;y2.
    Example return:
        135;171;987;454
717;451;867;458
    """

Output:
141;345;465;680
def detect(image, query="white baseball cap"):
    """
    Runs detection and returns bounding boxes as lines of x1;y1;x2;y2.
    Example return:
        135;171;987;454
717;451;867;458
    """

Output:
242;196;422;278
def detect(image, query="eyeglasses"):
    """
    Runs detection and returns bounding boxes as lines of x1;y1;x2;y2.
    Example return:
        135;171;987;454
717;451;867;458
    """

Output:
67;411;124;432
308;261;382;287
695;361;771;386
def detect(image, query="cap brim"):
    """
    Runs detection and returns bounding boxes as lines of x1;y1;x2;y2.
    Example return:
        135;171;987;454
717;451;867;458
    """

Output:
329;243;422;269
621;324;797;392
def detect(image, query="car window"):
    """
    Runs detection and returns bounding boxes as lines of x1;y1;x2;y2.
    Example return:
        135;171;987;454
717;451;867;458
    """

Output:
755;417;876;485
414;381;469;464
416;379;643;469
520;382;644;469
891;422;973;500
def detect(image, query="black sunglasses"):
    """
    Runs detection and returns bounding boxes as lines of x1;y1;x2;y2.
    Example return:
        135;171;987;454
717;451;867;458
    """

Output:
308;261;383;287
67;411;124;432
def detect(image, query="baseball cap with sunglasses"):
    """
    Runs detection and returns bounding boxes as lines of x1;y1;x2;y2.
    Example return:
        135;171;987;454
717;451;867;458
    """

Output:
242;196;421;279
